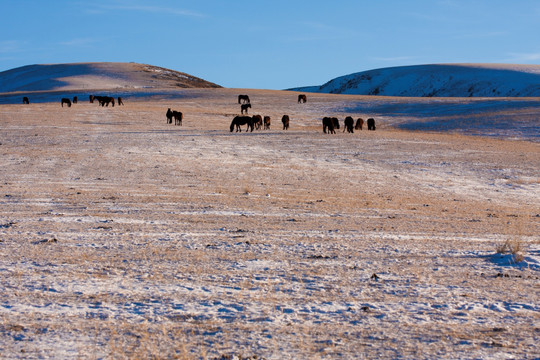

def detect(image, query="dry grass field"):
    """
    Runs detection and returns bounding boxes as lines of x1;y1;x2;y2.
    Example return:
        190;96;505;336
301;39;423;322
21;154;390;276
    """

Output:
0;88;539;359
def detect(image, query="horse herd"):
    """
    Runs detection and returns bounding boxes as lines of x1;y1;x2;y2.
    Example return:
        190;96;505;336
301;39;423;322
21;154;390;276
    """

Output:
166;94;375;134
22;93;376;133
21;95;124;107
322;116;376;133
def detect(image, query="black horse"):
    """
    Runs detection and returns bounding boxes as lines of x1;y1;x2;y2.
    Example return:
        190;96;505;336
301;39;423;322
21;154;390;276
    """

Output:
323;117;337;134
22;97;29;104
61;98;72;107
241;103;251;114
166;108;173;124
238;95;250;104
298;94;307;103
343;116;354;133
282;115;290;130
230;116;254;132
367;118;376;130
73;96;78;104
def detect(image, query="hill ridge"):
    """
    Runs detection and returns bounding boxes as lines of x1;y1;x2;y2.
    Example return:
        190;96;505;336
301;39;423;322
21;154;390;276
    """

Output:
0;62;221;93
291;63;540;97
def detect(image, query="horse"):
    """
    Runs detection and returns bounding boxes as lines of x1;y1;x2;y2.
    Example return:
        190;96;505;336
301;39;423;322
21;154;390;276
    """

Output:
252;115;263;130
343;116;354;133
298;94;307;103
94;96;115;107
322;117;336;134
230;116;254;132
282;115;290;130
61;98;72;107
263;116;271;130
173;111;183;126
118;97;124;106
89;95;94;103
22;97;29;104
238;95;250;104
166;108;173;124
367;118;376;130
355;118;364;130
73;96;78;104
241;103;251;114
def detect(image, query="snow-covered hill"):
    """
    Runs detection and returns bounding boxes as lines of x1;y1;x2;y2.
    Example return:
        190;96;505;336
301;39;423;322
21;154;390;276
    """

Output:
0;62;221;93
292;64;540;97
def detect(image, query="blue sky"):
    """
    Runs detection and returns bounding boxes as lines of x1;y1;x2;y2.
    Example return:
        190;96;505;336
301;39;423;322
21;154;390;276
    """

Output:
1;0;539;89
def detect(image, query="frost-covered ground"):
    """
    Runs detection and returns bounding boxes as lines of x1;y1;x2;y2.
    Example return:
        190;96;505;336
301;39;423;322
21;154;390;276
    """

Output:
0;89;539;359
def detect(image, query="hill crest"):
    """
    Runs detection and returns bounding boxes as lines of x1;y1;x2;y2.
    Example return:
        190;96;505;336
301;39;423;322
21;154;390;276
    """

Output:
291;63;540;97
0;62;221;93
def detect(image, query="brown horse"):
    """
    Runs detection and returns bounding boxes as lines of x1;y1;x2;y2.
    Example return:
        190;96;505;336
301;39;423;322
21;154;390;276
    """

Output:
22;97;29;104
252;115;263;130
282;115;290;130
343;116;354;133
367;118;376;130
238;95;250;104
118;97;124;106
173;111;183;126
355;118;364;130
298;94;307;103
241;103;251;114
94;96;115;107
263;116;271;130
89;95;94;103
61;98;72;107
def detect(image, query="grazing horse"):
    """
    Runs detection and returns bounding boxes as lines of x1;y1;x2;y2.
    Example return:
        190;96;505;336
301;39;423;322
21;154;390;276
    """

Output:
298;94;307;103
252;115;263;130
173;111;183;126
73;96;78;104
355;118;364;130
22;97;29;104
282;115;290;130
118;97;124;106
166;108;173;124
94;96;115;107
263;116;271;130
367;118;376;130
343;116;354;133
322;117;336;134
241;103;251;114
230;116;254;132
61;98;72;107
238;94;250;104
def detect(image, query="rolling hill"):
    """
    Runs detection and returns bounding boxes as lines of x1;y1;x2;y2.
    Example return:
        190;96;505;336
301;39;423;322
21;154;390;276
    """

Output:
0;62;221;93
291;63;540;97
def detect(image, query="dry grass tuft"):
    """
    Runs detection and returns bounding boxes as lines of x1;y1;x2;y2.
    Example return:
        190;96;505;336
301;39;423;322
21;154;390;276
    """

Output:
496;238;525;263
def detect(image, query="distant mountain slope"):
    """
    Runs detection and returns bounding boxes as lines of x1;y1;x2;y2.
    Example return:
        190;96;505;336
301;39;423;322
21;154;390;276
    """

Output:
0;62;221;92
292;64;540;97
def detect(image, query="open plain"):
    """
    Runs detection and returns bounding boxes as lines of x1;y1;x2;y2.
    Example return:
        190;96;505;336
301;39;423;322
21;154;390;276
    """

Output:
0;88;539;359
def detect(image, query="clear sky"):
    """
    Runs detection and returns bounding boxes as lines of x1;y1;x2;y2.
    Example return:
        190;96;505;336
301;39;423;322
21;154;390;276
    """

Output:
1;0;539;89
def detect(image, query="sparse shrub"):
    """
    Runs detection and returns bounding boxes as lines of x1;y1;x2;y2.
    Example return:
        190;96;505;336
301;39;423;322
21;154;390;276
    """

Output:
496;238;525;263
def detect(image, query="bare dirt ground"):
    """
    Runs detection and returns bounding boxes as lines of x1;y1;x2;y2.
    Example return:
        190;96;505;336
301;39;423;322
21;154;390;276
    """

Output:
0;88;539;359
